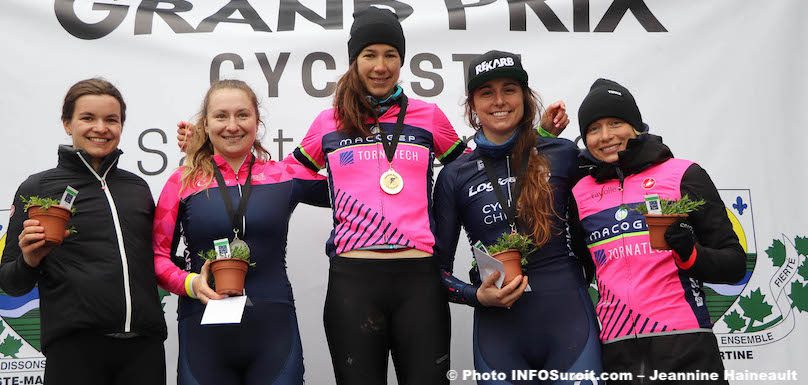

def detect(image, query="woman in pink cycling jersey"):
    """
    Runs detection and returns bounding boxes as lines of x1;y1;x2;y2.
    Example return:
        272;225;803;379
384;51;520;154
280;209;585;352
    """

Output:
290;7;463;385
570;78;746;385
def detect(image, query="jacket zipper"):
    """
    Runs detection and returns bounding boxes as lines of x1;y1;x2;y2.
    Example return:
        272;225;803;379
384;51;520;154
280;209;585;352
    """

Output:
77;154;133;332
235;172;246;236
233;156;248;237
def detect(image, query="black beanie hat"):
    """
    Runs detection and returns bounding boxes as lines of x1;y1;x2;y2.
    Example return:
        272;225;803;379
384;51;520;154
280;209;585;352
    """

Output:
466;50;528;94
578;78;644;140
348;7;405;65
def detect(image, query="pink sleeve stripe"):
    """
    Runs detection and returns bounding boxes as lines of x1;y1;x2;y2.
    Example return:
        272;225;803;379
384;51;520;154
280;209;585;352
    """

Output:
152;168;189;296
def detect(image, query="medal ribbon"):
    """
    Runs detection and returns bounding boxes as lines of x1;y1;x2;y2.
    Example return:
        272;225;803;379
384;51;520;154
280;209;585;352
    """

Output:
211;155;255;237
377;94;409;166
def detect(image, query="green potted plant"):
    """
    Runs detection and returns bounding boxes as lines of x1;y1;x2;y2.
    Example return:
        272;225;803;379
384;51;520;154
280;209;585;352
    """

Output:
486;232;536;285
633;194;706;250
21;195;74;246
199;245;254;296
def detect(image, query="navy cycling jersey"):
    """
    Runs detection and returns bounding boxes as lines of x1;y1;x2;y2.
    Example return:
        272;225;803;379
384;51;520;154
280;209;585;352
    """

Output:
433;137;584;306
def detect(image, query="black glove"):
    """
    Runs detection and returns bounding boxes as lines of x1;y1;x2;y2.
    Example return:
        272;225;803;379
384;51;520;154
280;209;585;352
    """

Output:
665;220;696;262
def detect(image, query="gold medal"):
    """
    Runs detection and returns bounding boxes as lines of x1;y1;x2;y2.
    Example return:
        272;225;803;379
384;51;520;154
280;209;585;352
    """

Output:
380;168;404;195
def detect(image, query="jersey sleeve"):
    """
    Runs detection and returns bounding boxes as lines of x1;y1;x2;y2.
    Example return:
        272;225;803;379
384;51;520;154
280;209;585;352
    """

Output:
430;105;466;165
676;164;746;283
280;155;330;208
152;169;196;297
292;110;330;172
433;166;481;307
0;178;43;296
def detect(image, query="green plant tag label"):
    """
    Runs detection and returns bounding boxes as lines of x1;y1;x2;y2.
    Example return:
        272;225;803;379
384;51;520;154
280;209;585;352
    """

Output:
644;194;662;214
60;186;78;209
213;238;231;259
472;240;488;254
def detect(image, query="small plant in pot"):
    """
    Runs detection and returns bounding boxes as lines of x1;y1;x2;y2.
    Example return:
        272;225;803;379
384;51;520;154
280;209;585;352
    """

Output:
21;195;75;246
634;194;706;250
199;245;254;296
486;232;536;285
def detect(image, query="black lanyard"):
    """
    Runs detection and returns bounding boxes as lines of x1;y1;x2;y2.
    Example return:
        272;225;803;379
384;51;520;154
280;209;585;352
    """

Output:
479;153;529;233
376;94;409;164
211;156;255;237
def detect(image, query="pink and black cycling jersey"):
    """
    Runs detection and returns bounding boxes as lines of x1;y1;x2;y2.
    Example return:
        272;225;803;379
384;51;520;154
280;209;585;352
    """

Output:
572;158;713;343
152;154;328;319
293;98;465;257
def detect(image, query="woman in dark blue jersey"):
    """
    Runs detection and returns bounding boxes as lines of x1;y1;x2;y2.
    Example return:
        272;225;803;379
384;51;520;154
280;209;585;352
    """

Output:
153;79;329;385
433;51;602;384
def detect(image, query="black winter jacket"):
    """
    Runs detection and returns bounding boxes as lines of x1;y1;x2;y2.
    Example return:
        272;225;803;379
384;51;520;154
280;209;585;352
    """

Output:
0;146;167;351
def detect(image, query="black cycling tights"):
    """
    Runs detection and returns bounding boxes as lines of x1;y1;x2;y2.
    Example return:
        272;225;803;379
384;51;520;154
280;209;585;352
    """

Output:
324;256;451;385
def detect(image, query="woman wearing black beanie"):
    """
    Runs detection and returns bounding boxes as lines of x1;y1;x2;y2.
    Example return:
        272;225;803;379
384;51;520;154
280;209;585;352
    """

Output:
433;50;603;385
569;78;745;384
291;7;463;385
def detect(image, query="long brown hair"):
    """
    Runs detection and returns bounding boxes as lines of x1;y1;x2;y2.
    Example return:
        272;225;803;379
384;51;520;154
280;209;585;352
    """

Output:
333;60;377;136
181;80;270;191
466;85;557;247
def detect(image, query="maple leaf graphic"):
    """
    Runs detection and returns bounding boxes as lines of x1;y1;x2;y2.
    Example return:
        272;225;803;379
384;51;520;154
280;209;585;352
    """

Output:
790;281;808;313
799;259;808;282
765;240;786;267
795;236;808;257
739;288;773;325
723;310;747;332
0;335;22;358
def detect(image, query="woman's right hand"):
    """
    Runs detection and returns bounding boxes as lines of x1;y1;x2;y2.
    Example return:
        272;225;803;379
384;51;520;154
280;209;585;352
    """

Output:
18;219;67;268
192;260;225;304
176;121;194;152
476;271;529;308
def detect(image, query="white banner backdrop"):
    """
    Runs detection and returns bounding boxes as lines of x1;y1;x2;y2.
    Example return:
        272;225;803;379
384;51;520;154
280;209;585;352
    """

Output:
1;1;806;384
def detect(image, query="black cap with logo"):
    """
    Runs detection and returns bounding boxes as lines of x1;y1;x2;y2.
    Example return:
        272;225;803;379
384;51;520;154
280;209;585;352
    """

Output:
466;50;528;94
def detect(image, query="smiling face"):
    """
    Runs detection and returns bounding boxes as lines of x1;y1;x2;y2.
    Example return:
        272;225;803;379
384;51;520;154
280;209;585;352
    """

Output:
471;78;525;144
63;94;123;169
356;43;401;99
584;117;638;163
205;88;258;165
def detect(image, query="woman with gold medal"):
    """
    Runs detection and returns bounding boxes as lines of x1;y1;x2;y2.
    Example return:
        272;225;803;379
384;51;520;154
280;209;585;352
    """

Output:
290;7;463;384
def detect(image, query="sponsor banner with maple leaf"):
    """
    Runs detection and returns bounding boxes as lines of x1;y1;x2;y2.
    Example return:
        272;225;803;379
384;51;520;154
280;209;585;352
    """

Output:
714;235;807;347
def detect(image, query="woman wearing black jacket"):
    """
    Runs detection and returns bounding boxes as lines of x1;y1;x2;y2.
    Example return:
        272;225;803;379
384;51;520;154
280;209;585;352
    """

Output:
569;78;745;384
0;78;167;385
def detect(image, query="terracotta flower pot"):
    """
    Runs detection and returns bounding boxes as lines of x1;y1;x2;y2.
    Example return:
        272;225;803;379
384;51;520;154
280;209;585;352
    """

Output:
210;258;249;296
644;214;688;250
491;249;523;286
28;206;71;246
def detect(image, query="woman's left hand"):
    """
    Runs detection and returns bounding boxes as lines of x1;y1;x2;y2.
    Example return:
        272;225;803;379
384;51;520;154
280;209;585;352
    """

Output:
540;100;569;136
193;260;225;304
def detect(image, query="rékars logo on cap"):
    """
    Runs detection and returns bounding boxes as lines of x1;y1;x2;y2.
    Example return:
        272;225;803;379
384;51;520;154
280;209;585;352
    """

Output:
475;57;515;75
642;178;656;189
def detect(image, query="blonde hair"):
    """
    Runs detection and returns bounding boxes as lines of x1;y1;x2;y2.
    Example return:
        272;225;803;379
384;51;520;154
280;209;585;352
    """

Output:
181;80;270;191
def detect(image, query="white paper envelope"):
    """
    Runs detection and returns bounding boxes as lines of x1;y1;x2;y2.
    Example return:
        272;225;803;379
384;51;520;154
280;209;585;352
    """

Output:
200;295;247;325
